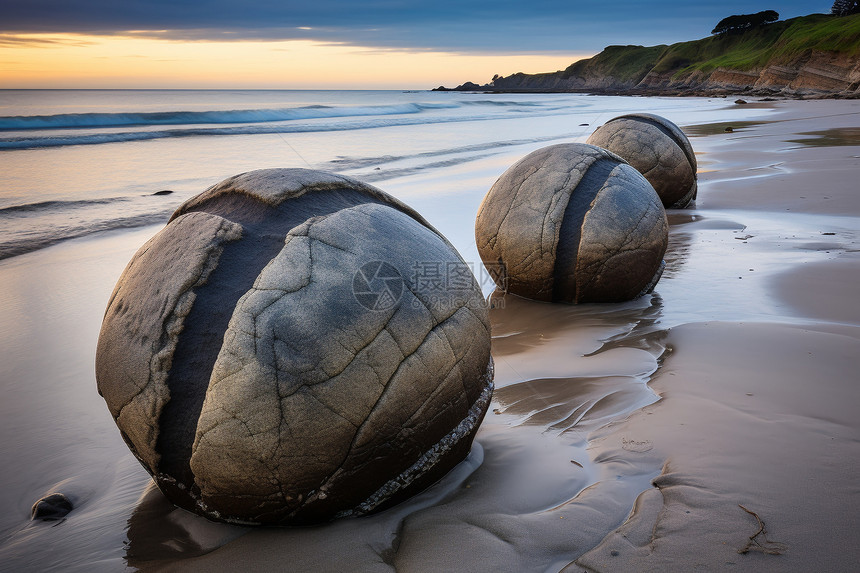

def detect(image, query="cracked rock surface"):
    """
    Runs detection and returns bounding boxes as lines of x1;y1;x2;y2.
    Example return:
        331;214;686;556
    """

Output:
96;168;493;525
475;144;668;303
586;113;697;209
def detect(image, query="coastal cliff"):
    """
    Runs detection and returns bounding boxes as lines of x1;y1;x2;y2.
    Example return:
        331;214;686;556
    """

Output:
437;13;860;97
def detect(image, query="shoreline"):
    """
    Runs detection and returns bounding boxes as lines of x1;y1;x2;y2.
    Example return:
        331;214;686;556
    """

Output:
1;97;858;572
432;86;860;100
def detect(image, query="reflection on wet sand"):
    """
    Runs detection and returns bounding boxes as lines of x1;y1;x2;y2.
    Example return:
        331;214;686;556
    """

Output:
683;120;772;137
125;482;245;568
488;291;668;441
663;212;700;279
787;126;860;147
494;375;660;436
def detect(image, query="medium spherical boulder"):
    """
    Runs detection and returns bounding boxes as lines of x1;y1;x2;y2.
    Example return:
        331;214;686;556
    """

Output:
586;113;697;208
475;143;668;304
96;168;493;525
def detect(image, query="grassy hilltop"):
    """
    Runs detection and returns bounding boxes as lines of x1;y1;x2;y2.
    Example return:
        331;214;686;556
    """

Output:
443;13;860;96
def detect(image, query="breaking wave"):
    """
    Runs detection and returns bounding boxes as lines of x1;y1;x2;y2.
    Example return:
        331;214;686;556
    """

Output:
0;103;459;131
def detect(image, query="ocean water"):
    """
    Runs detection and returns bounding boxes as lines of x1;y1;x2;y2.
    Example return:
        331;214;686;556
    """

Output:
0;89;759;264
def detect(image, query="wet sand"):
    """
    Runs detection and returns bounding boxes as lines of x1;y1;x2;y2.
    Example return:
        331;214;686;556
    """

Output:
2;99;859;572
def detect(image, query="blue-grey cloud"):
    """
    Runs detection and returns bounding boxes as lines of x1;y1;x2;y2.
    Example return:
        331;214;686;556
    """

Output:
0;1;828;53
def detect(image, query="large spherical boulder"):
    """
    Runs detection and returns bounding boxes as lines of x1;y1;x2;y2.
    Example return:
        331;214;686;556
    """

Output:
586;113;697;208
96;168;493;525
475;143;668;304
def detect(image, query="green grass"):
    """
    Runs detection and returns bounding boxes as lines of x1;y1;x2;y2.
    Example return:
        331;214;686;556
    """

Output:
562;44;667;83
655;24;789;75
771;13;860;57
662;13;860;79
556;12;860;83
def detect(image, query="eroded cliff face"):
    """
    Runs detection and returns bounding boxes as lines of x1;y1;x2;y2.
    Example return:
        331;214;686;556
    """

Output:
645;51;860;95
486;73;641;93
455;50;860;97
757;50;860;92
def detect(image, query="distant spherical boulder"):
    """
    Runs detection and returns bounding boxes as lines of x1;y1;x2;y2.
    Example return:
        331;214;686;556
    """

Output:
96;168;493;525
475;144;668;304
586;113;697;208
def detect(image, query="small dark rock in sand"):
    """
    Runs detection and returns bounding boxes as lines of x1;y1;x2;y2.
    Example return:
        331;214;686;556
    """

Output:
97;168;493;525
475;143;668;304
31;493;73;521
735;99;748;104
151;190;174;196
586;113;698;209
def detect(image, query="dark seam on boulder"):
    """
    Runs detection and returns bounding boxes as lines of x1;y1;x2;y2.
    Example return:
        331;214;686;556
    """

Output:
552;158;618;303
110;242;218;426
103;216;242;477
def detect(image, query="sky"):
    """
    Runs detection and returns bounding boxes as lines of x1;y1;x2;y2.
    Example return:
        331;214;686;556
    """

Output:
0;1;829;89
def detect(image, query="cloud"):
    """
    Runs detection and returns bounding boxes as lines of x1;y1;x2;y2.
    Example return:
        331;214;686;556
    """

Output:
0;34;96;48
0;1;826;52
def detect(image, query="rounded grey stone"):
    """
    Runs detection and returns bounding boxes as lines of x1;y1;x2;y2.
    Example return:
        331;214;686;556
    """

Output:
31;493;73;521
96;168;493;525
475;144;668;304
586;113;697;208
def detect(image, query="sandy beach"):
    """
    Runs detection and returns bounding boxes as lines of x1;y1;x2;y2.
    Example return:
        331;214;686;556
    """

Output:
1;97;859;572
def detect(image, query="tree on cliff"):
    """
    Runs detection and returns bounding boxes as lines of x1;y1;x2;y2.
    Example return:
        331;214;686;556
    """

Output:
712;10;779;35
831;0;860;15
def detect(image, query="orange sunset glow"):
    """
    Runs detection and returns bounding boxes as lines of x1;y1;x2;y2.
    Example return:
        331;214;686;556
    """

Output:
0;33;586;89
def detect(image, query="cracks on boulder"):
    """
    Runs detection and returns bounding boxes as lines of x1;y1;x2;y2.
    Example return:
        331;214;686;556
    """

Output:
100;171;492;525
574;186;666;301
346;360;494;516
304;308;462;493
606;114;696;174
481;164;538;252
288;285;486;519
